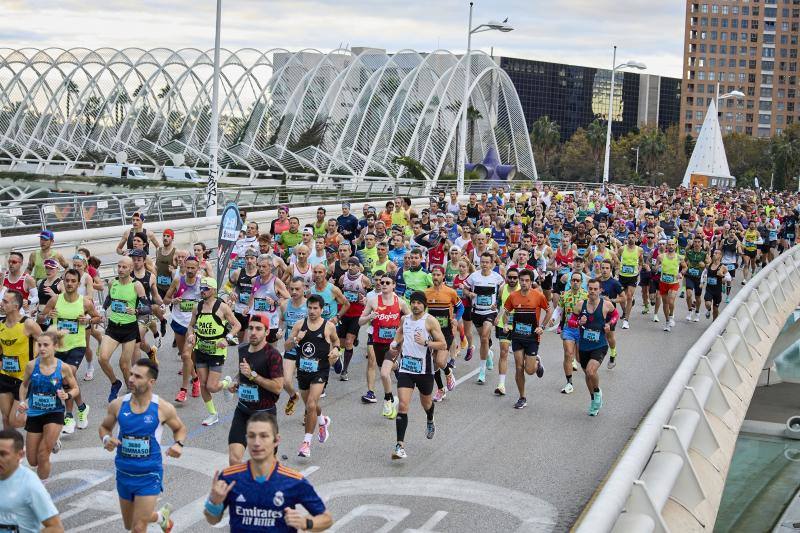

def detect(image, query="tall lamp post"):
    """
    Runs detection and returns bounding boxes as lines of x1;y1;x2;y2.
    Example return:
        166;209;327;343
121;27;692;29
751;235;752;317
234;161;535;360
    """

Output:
601;46;646;186
206;0;222;217
456;2;513;196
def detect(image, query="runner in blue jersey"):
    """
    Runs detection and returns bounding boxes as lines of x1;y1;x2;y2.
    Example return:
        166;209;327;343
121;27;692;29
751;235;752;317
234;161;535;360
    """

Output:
279;278;307;416
204;412;333;532
99;357;187;533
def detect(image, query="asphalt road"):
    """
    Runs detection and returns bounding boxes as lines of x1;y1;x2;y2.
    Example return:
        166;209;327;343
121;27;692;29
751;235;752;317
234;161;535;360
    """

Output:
38;291;725;532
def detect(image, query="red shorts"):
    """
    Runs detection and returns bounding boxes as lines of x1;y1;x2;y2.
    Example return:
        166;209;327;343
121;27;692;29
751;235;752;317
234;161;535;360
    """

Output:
658;281;679;295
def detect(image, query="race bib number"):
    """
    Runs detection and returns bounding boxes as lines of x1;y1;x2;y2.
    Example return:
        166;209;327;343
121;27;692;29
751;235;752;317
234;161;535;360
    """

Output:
238;383;259;403
456;288;463;298
577;247;587;256
787;233;795;240
1;356;19;373
299;358;319;372
687;267;700;277
31;393;56;411
558;266;570;275
196;339;217;354
378;327;396;340
400;356;422;373
57;318;79;334
323;303;333;318
621;265;635;275
253;298;269;312
708;277;718;286
514;322;533;335
121;435;151;458
661;274;676;283
111;300;128;313
725;263;736;271
179;299;196;312
157;275;172;286
239;292;251;304
745;241;755;248
344;290;359;302
476;294;492;307
582;329;601;343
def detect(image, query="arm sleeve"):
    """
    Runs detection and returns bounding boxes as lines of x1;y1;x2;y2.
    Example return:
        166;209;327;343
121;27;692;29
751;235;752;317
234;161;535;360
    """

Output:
103;292;112;310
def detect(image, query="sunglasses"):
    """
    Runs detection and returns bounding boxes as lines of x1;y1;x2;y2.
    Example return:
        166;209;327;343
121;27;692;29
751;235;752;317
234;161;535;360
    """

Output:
380;280;393;285
200;286;212;291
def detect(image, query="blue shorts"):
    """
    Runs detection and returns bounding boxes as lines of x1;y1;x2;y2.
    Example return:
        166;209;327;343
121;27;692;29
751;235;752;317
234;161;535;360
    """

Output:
171;320;188;336
116;469;163;501
561;326;580;342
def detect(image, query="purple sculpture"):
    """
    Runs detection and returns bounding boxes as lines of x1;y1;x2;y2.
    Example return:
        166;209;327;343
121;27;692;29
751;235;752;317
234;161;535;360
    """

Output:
465;147;517;193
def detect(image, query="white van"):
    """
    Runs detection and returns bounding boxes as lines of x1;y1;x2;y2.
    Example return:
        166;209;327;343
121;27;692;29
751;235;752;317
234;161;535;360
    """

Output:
162;166;204;183
102;163;148;179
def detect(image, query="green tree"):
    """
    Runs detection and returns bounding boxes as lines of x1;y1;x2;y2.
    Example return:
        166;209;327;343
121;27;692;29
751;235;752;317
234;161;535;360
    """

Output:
723;132;771;188
467;106;482;162
770;124;800;190
585;120;606;181
638;128;667;184
64;80;79;119
559;128;596;182
288;118;328;152
683;133;696;159
529;116;560;177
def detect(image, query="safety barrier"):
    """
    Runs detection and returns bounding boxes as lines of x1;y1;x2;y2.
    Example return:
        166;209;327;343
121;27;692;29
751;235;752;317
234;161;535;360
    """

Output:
575;245;800;533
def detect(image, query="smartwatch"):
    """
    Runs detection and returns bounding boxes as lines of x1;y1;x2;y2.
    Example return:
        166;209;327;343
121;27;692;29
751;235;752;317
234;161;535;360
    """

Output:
250;370;258;380
306;518;313;531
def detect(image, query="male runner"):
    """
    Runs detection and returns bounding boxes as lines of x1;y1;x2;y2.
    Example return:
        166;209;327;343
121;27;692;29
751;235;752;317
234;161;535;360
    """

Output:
115;212;160;256
338;256;371;380
683;236;708;322
703;249;730;320
230;248;259;342
99;358;185;533
225;315;284;465
492;267;519;396
204;412;334;531
425;266;460;401
163;256;202;402
463;252;504;384
155;229;176;336
389;291;447;459
26;230;67;283
279;278;307;416
130;249;163;363
0;290;42;429
598;260;623;368
617;233;642;329
656;240;685;332
284;295;340;458
186;277;240;426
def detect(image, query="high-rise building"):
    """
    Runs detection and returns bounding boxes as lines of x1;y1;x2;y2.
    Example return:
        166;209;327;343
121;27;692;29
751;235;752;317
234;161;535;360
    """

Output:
681;0;793;139
500;56;682;142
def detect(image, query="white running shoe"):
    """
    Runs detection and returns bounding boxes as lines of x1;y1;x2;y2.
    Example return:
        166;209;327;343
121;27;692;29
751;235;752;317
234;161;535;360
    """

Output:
221;376;233;401
664;324;672;332
62;416;76;435
692;313;700;322
668;317;675;327
561;382;574;394
621;319;630;330
83;368;94;381
202;414;220;426
686;313;693;321
653;314;660;322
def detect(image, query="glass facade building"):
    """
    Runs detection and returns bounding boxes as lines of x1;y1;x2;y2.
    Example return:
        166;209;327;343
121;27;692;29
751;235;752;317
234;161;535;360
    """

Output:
500;56;682;141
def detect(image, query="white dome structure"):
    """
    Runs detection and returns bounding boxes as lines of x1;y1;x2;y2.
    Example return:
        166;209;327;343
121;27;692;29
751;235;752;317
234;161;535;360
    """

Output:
0;47;537;183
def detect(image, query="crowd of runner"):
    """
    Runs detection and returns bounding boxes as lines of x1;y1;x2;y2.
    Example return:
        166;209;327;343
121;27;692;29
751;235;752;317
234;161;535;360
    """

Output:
0;182;797;532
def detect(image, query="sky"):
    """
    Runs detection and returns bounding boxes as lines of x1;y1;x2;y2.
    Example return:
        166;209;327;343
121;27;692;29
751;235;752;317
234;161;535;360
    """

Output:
1;0;686;78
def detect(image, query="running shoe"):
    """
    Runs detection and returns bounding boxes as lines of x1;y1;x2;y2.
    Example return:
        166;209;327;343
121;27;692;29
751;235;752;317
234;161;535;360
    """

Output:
361;391;377;404
607;357;616;370
588;397;600;416
642;306;650;315
174;389;187;403
706;310;711;319
339;370;349;382
76;405;90;429
561;383;574;394
191;378;201;398
679;290;685;298
621;319;630;329
285;393;298;415
725;296;730;304
494;384;506;396
486;350;494;371
693;313;700;322
388;397;399;419
83;367;94;381
148;346;159;366
572;359;579;371
432;389;445;402
221;376;233;401
320;390;327;398
333;358;343;374
382;399;393;417
663;324;672;332
318;416;331;443
392;443;407;460
535;356;544;378
513;397;527;409
668;317;675;327
202;414;219;426
445;371;456;391
298;441;311;458
155;335;162;349
62;415;76;435
426;419;435;439
52;438;62;454
448;357;456;370
686;313;694;322
108;380;122;403
158;503;173;533
476;369;486;384
596;388;604;410
652;314;660;322
464;347;473;362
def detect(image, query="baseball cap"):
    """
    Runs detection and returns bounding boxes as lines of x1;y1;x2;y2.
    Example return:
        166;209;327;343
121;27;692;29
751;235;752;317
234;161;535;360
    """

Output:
250;313;271;329
129;249;146;258
200;277;218;290
342;202;351;208
132;212;145;222
39;229;54;241
348;256;361;266
43;258;59;269
244;247;259;258
436;212;445;218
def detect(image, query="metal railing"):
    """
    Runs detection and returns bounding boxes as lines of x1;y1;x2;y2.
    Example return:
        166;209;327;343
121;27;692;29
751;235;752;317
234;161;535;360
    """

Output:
575;246;800;533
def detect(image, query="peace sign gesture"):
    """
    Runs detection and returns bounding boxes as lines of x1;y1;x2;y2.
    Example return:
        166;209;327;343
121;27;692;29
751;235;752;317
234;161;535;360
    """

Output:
209;470;237;505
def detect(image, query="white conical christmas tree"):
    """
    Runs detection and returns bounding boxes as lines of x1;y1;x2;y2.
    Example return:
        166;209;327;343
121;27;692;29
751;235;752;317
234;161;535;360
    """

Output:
682;99;733;187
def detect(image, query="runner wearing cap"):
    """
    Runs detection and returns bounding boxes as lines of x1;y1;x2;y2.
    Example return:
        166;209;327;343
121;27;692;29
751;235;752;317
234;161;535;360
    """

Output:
230;247;259;342
278;277;307;417
337;256;371;381
115;213;159;256
26;230;67;283
186;277;240;426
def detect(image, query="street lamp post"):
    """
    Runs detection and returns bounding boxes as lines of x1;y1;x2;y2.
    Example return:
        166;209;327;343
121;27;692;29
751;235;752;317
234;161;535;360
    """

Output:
456;2;513;196
206;0;222;217
601;46;646;186
631;146;640;175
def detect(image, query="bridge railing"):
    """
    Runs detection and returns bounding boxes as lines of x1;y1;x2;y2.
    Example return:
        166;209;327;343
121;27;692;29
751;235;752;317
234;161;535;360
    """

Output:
575;245;800;533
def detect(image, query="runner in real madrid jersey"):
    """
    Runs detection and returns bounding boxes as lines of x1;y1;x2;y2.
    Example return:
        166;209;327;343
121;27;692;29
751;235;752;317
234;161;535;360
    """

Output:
225;315;285;466
279;278;307;417
99;357;185;533
337;256;371;381
0;290;42;430
388;291;447;460
204;412;333;532
284;295;341;459
425;266;461;402
186;277;240;427
248;256;290;345
230;248;259;342
463;252;505;385
163;256;202;403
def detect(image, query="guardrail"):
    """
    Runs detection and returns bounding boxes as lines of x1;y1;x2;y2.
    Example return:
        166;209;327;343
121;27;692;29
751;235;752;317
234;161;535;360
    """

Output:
575;245;800;532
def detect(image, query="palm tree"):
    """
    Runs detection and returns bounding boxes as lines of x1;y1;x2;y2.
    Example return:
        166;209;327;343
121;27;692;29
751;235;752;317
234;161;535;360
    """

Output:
467;106;483;162
64;80;79;119
158;85;171;100
84;95;103;131
585;119;606;181
114;89;130;126
638;129;667;184
770;133;800;190
529;116;560;173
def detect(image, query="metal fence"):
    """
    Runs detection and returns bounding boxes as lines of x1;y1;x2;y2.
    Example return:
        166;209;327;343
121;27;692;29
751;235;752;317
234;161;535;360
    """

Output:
575;245;800;532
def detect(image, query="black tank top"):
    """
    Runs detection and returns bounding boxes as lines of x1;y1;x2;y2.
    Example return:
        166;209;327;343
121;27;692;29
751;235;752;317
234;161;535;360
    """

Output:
126;228;150;256
37;278;61;307
298;318;330;371
332;261;347;289
235;269;256;304
133;270;152;301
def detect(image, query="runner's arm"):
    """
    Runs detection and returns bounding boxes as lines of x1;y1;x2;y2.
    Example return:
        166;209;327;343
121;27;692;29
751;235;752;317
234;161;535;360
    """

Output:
425;316;447;351
115;233;128;255
60;364;80;402
221;303;241;339
331;286;349;319
24;318;43;339
161;401;188;450
358;296;376;326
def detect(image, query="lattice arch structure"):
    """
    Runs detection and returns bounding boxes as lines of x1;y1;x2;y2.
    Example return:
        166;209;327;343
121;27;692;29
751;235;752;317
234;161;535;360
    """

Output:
0;47;537;182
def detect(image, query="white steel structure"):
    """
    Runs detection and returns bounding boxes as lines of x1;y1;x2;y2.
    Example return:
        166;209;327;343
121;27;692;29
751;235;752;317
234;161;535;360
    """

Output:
0;47;537;183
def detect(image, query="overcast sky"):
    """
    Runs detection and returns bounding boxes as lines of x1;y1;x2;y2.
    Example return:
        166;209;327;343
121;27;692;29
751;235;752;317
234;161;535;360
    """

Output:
1;0;685;77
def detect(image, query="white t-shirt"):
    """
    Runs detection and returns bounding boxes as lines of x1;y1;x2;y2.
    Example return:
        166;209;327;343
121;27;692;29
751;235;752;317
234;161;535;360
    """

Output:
0;465;59;533
465;270;505;315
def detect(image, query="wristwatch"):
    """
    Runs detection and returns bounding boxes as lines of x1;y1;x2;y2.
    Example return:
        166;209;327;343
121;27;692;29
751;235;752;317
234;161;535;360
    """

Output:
250;370;258;380
306;518;313;531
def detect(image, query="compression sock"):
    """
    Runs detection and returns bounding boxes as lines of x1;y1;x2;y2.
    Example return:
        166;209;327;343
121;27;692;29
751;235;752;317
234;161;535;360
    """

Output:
205;400;216;415
396;413;408;442
479;360;487;373
384;392;394;402
343;349;354;371
425;404;435;421
434;370;444;390
566;374;572;384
